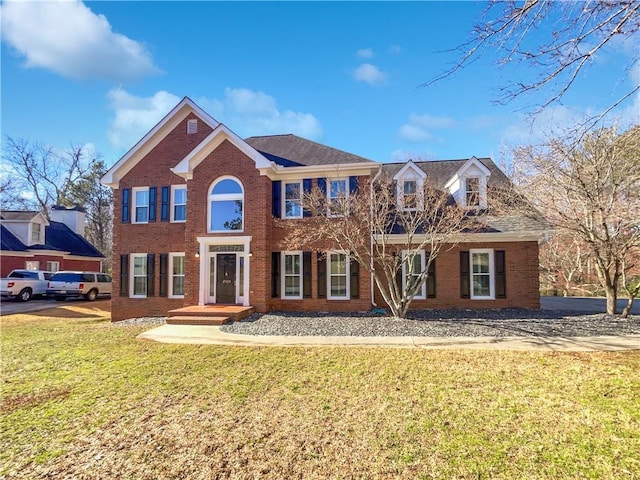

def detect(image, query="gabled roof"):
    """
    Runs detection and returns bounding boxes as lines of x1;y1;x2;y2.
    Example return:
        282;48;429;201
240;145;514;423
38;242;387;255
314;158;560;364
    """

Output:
1;210;49;224
381;157;510;188
245;134;375;166
0;225;28;251
30;221;104;258
101;97;220;188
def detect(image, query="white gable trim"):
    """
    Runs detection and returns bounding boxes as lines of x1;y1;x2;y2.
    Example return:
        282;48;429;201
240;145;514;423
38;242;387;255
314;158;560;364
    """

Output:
171;124;274;180
444;157;491;190
101;97;220;188
393;160;427;182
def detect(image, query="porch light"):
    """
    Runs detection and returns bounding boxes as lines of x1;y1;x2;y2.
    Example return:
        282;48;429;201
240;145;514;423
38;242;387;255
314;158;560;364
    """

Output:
248;252;253;257
195;250;200;258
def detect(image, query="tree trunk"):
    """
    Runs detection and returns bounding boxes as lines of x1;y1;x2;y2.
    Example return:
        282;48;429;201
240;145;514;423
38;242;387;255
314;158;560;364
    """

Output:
605;287;618;315
620;297;635;319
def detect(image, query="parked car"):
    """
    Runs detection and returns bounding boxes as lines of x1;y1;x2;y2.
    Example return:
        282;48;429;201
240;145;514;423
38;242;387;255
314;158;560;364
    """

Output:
0;269;54;302
47;271;112;301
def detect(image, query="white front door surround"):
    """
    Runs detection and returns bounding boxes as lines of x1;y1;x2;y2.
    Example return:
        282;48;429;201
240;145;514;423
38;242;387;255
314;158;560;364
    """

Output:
196;236;251;306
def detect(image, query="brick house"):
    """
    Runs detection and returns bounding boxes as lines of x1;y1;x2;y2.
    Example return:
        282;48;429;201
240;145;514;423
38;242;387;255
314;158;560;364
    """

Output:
101;97;547;322
0;206;104;277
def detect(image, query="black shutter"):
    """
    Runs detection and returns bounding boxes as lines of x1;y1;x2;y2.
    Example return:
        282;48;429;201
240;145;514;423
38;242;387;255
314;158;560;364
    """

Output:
303;251;312;298
159;253;168;297
272;181;281;218
119;254;129;296
317;252;326;298
303;179;312;217
146;253;155;296
271;252;280;297
349;176;358;194
460;251;470;298
161;186;169;221
121;188;130;223
427;257;436;298
350;256;359;299
495;250;506;298
148;187;157;222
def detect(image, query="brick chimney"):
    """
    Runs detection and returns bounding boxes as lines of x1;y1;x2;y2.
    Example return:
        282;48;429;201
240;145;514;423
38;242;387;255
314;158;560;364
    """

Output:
50;205;86;237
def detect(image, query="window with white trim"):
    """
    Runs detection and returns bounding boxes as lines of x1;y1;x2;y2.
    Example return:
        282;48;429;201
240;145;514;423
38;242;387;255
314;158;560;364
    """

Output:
133;187;150;223
169;253;185;298
25;261;40;270
187;119;198;134
328;251;349;300
31;223;41;243
328;179;348;217
465;177;480;208
46;261;60;272
470;249;494;299
171;186;187;222
283;181;302;219
402;180;418;210
282;251;302;299
402;250;426;299
131;254;147;298
208;177;244;232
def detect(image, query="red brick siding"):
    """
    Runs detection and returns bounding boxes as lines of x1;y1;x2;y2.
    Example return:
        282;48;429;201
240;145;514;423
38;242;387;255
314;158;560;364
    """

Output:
0;254;101;277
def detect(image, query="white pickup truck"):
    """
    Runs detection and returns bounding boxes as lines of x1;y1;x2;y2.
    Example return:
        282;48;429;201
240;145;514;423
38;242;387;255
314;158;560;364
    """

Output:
0;270;54;302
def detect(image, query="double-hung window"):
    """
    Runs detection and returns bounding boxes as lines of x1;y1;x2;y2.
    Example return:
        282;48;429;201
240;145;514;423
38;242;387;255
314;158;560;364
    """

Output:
465;177;480;208
470;249;494;299
31;223;41;243
171;186;187;222
133;187;150;223
169;253;185;297
402;250;426;299
403;180;418;210
328;179;348;217
282;251;302;299
328;251;349;299
283;182;302;219
131;254;147;298
46;261;60;272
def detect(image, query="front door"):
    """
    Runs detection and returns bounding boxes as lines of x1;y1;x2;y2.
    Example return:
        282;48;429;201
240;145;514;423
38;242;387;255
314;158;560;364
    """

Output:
216;253;236;303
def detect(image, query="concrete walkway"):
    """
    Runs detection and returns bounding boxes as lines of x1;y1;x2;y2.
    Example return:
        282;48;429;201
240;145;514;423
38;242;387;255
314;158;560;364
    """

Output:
137;324;640;352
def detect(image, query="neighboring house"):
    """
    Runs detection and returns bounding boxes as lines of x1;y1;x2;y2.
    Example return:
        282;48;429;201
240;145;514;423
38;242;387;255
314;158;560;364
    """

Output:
101;97;547;322
0;206;104;277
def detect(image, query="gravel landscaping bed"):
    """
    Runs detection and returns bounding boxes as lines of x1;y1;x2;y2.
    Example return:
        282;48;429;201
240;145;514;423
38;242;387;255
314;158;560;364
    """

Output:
221;309;640;337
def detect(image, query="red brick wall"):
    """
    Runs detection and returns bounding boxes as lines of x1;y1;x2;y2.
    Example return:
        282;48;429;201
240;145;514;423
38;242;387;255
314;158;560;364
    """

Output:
0;254;101;277
373;241;540;310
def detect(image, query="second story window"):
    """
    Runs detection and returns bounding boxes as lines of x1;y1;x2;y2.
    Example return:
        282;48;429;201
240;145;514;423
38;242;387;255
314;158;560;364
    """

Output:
466;177;480;208
208;177;244;232
31;223;41;243
133;187;149;223
283;181;302;218
171;186;187;222
403;180;418;210
328;179;347;217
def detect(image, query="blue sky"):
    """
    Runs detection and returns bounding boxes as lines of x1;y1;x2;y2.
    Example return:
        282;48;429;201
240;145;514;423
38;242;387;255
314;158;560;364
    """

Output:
1;1;638;169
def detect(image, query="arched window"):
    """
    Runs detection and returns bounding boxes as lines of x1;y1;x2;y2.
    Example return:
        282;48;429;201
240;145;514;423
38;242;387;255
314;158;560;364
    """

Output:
208;177;244;232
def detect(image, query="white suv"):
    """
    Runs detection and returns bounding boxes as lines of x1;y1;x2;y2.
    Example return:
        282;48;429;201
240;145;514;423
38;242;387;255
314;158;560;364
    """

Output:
47;271;112;301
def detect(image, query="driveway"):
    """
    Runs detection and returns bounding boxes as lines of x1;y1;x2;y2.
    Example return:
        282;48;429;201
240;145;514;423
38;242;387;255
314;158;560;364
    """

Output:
0;297;111;315
540;296;639;314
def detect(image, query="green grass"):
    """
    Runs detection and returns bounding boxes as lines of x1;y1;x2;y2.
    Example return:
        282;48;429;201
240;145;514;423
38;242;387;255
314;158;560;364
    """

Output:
2;303;639;479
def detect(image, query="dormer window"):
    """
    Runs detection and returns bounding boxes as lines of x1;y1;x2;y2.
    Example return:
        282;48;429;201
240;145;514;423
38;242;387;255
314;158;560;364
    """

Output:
31;223;41;243
187;119;198;134
393;161;427;212
403;180;418;210
465;177;480;208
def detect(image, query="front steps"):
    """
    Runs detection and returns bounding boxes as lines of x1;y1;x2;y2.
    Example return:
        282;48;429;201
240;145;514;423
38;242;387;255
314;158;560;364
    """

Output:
166;305;254;326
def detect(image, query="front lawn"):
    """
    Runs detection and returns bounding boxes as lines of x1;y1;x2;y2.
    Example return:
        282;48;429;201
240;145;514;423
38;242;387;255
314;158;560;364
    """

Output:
2;305;639;479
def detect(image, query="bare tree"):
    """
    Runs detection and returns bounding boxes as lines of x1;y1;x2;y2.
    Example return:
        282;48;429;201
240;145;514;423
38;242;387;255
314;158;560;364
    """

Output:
425;1;639;125
508;125;640;316
280;174;481;318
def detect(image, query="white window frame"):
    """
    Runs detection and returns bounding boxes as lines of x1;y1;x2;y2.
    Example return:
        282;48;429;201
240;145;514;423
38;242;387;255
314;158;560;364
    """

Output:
171;185;187;223
402;250;426;299
168;252;185;298
281;251;303;300
327;250;350;300
282;181;303;219
46;261;60;272
327;178;348;217
207;176;244;233
465;177;481;208
401;179;420;212
30;222;42;243
132;187;150;224
25;261;40;270
470;248;494;300
130;253;148;298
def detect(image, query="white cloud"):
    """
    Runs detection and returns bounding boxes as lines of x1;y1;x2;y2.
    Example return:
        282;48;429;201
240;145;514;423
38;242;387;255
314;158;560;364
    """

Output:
107;90;180;150
398;113;456;142
107;88;323;151
356;48;374;59
0;0;160;82
353;63;387;85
